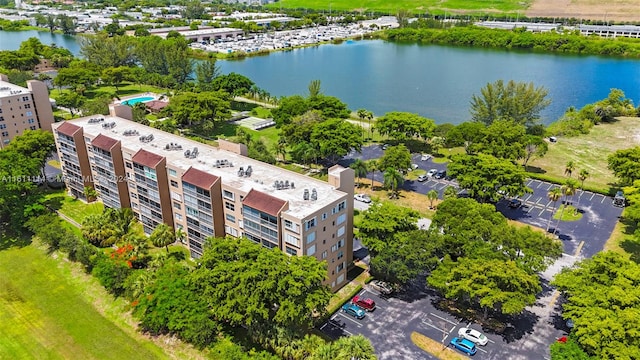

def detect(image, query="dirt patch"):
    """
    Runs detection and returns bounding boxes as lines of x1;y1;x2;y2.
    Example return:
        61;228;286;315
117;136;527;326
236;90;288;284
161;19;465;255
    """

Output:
527;0;640;22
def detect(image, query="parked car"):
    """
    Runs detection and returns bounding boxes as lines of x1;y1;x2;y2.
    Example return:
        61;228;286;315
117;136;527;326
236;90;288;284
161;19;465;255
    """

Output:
381;143;389;150
421;154;432;161
352;295;376;311
458;328;489;346
417;175;428;182
407;163;419;172
427;169;438;177
614;190;626;207
434;170;447;179
450;337;477;355
508;198;522;208
354;194;372;203
370;280;393;295
341;303;366;319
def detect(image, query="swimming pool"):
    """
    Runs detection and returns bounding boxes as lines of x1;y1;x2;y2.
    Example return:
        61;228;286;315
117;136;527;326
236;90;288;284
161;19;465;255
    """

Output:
121;96;154;106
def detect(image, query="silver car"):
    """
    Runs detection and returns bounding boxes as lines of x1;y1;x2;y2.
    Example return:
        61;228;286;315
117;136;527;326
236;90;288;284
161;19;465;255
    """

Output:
370;280;393;295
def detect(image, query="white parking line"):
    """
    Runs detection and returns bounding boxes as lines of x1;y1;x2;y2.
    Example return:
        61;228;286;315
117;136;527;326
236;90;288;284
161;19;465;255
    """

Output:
539;208;546;216
421;321;449;334
589;193;595;201
320;323;328;330
600;195;606;204
546;183;553;190
477;347;488;353
336;313;363;327
450;325;456;333
526;180;534;186
523;194;533;202
429;312;458;326
536;182;543;188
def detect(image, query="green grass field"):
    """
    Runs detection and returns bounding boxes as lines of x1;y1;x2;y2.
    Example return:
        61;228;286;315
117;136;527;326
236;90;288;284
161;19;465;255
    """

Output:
44;191;104;224
267;0;528;14
0;244;168;360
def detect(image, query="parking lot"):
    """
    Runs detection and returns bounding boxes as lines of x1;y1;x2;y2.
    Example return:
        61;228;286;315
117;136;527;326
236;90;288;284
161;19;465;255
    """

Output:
321;282;564;360
343;146;624;257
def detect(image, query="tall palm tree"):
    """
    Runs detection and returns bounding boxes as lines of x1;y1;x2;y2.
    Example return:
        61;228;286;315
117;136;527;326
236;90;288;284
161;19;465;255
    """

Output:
335;335;376;360
308;79;322;98
365;111;374;140
357;109;368;141
547;187;562;233
383;168;404;198
300;334;325;359
556;180;577;231
367;159;378;188
427;189;438;209
564;160;575;178
350;158;369;186
150;223;176;252
576;169;590;213
175;227;186;244
273;138;287;162
310;342;336;360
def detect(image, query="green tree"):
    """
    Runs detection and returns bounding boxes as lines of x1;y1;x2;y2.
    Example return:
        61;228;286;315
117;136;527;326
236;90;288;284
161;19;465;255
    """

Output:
57;14;76;35
445;121;486;153
447;153;530;203
358;201;419;255
101;66;131;93
375;111;435;141
470;79;550;128
383;168;404;198
182;0;206;22
308;79;322;98
522;135;548;167
378;144;411;173
212;72;254;97
426;189;438;209
272;95;308;127
334;335;377;360
428;257;541;318
564;160;575;178
552;252;640;358
281;110;324;145
306;95;350;119
556;179;577;229
608;146;640;185
56;92;86;116
311;118;363;164
547;188;562;233
150;223;175;252
168;91;231;128
478;119;527;161
83;186;98;202
6;129;55;180
366;159;378;188
46;14;56;33
350;158;368;185
550;337;593;360
194;59;219;91
575;169;590;212
443;185;458;199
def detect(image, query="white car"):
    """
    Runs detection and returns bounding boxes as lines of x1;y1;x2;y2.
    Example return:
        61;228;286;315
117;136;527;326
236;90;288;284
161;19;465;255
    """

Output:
458;328;489;346
427;169;438;177
369;280;393;295
354;194;372;203
421;154;432;161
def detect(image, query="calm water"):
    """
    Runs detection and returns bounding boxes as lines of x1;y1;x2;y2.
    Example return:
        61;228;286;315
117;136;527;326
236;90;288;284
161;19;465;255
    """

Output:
2;30;639;124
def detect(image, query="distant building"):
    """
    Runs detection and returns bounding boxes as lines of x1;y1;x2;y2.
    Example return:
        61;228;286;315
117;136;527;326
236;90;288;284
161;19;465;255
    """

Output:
52;105;355;291
0;74;54;149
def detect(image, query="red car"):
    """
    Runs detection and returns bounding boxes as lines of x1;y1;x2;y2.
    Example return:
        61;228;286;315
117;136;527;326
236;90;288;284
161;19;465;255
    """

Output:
352;295;376;311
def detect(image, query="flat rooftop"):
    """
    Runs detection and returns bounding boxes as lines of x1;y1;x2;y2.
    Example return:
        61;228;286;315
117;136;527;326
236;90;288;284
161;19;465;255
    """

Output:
154;27;243;36
0;80;30;98
60;116;347;219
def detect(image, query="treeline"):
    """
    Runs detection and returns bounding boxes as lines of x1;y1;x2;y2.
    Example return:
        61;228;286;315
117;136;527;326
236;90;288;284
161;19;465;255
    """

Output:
0;18;31;30
381;26;640;57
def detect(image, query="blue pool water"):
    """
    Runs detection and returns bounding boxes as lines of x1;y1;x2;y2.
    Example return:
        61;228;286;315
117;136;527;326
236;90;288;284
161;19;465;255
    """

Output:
121;96;154;105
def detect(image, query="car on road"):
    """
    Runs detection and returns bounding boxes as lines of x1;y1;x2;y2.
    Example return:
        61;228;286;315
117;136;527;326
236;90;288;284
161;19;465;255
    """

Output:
341;303;366;319
427;169;438;177
381;143;389;150
421;154;432;161
434;170;446;179
354;194;372;203
508;198;522;209
369;280;393;295
352;295;376;311
450;337;477;355
458;327;489;346
417;175;428;182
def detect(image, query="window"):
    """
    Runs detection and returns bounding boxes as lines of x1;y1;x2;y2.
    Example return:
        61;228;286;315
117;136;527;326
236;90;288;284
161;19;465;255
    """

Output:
321;251;327;259
338;200;346;211
0;124;5;129
306;244;316;256
337;213;346;225
24;104;31;109
337;226;345;237
225;225;238;237
337;262;345;272
26;111;33;117
226;213;236;223
173;202;181;210
30;126;36;130
337;250;344;260
27;118;34;124
175;213;183;221
305;217;316;230
22;96;29;101
223;190;234;200
168;168;177;177
225;202;235;211
322;212;327;220
337;274;345;284
1;131;8;137
285;247;297;256
337;239;345;248
285;234;300;247
284;219;299;233
331;244;337;252
306;231;316;244
125;162;132;169
170;180;178;187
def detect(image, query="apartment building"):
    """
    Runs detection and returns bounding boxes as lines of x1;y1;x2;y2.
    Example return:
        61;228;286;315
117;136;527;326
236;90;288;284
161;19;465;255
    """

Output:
52;106;355;291
0;74;55;149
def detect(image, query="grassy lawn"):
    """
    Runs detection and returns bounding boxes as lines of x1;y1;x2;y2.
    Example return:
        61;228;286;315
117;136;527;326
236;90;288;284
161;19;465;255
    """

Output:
0;244;178;360
605;210;640;262
529;117;640;194
552;205;582;222
47;159;61;169
267;0;526;14
43;191;104;224
411;332;466;360
51;83;167;101
250;107;272;119
355;180;437;218
246;126;280;150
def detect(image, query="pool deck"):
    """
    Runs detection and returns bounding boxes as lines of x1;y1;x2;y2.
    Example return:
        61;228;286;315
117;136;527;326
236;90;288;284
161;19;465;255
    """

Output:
118;92;160;105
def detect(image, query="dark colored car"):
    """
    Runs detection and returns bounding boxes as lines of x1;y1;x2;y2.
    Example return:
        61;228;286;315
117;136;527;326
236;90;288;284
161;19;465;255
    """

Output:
434;170;446;179
352;295;376;311
509;198;522;208
450;337;477;356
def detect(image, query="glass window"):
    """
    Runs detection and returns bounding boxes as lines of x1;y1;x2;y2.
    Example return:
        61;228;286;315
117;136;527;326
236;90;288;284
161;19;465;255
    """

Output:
285;234;300;247
168;168;177;177
337;213;347;225
223;190;234;200
225;202;235;211
285;247;297;256
306;231;316;244
306;244;316;256
337;226;345;237
173;202;181;210
170;180;178;187
321;251;327;259
322;213;327;220
175;213;182;220
305;217;316;230
226;213;236;223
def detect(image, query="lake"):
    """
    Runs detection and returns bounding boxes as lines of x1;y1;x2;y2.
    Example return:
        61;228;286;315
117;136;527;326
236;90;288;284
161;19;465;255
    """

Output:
2;30;639;125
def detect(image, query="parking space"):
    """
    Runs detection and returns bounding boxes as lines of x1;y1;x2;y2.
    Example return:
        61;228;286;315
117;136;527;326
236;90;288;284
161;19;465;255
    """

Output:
321;284;560;360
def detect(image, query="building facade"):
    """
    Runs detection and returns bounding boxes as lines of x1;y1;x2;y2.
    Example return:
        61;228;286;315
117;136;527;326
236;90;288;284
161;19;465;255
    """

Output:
0;74;55;149
52;106;355;291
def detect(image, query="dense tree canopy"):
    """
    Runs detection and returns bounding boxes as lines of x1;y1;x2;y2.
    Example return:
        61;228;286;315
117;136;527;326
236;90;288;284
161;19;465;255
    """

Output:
470;79;550;128
168;91;231;128
608;147;640;185
358;201;419;255
212;72;254;97
375;111;435;141
310;118;363;164
377;144;412;173
553;252;640;359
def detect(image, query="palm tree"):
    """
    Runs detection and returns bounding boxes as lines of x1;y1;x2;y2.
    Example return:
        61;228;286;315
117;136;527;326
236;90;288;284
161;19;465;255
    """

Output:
300;334;325;359
150;223;176;252
310;342;336;360
564;161;575;178
547;187;562;233
556;180;577;231
83;186;98;202
365;111;374;140
273;138;287;162
350;159;369;187
175;227;186;244
367;159;378;188
335;335;376;360
443;186;458;199
383;168;404;198
576;169;590;213
430;136;445;156
308;79;322;98
427;189;438;209
357;109;368;141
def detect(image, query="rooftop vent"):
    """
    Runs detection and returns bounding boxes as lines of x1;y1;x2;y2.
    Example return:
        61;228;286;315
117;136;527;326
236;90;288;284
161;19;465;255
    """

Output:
88;118;105;124
165;142;182;150
123;129;139;136
303;189;310;200
139;134;154;143
0;87;9;90
184;147;198;159
102;121;116;129
311;188;317;201
245;165;252;177
215;159;233;168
